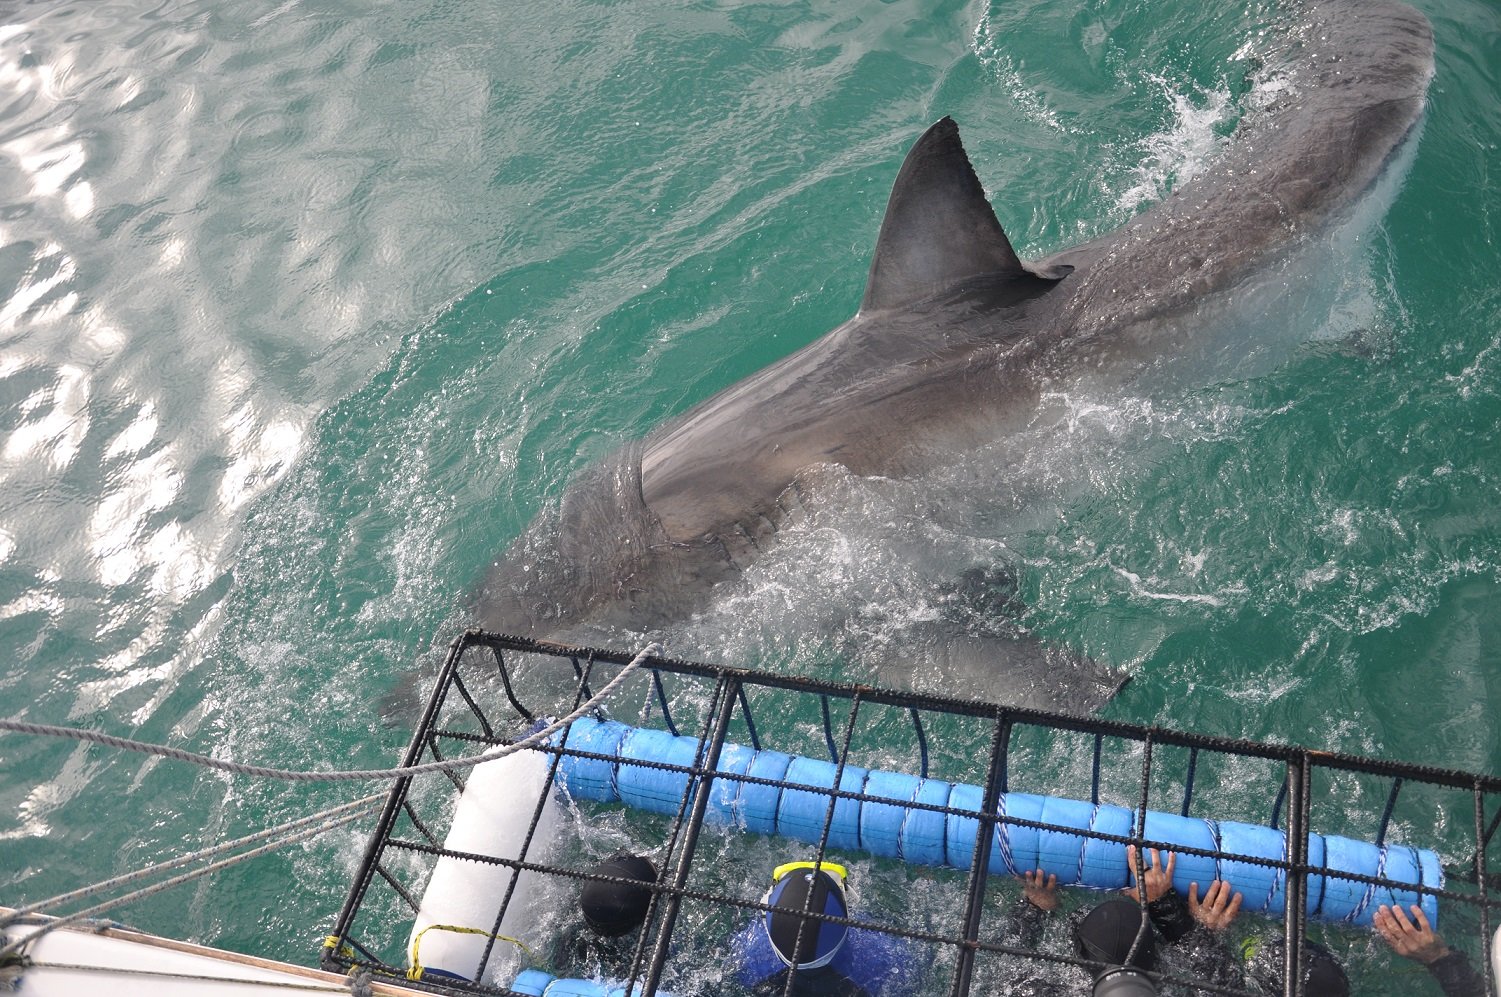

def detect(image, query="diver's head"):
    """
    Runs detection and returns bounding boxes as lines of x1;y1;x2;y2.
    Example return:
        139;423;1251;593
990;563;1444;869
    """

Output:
580;852;659;937
1242;936;1350;997
764;861;850;970
1075;899;1157;973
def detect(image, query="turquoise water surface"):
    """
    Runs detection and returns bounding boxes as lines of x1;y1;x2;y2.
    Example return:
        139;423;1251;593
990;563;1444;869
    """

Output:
1;0;1499;992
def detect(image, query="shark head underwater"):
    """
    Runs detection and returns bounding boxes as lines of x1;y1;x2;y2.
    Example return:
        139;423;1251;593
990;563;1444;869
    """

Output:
474;0;1434;712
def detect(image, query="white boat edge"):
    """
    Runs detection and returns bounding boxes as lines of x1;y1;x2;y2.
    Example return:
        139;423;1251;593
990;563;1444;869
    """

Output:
1;905;428;996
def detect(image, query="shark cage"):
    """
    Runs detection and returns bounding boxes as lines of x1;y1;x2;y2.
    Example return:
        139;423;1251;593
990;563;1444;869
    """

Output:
323;631;1501;997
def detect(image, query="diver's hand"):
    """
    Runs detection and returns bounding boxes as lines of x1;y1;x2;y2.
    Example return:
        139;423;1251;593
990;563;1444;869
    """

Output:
1022;869;1060;912
1187;880;1242;932
1375;904;1450;965
1123;846;1176;903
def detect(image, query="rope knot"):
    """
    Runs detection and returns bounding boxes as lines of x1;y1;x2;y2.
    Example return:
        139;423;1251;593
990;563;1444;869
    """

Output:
347;967;374;996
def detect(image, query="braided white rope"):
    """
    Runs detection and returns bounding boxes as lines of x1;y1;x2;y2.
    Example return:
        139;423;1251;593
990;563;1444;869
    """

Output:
0;643;662;782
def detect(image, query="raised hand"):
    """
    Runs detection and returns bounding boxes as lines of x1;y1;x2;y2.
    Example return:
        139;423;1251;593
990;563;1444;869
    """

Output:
1123;846;1177;903
1187;880;1242;932
1021;869;1060;912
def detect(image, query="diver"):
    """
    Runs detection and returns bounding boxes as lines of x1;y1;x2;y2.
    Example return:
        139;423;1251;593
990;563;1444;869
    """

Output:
1006;867;1164;997
512;852;692;996
1006;847;1253;996
1118;846;1250;993
550;852;659;979
730;860;919;996
1114;846;1351;997
1073;898;1169;997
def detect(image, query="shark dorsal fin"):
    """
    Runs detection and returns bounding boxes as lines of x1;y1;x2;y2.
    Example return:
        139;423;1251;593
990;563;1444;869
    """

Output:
861;117;1035;313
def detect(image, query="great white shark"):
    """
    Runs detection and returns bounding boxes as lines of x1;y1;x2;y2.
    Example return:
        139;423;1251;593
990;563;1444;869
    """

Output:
475;0;1434;710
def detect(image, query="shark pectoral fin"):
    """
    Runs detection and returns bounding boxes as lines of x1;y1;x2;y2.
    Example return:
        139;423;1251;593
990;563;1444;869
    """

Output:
878;625;1127;715
860;116;1067;314
946;632;1127;714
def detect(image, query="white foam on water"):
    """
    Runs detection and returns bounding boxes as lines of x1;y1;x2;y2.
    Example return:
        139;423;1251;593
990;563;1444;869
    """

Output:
1111;566;1234;607
1111;73;1235;217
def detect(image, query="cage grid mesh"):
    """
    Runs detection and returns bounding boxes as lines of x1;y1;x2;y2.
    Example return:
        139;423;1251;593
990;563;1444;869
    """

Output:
323;631;1501;997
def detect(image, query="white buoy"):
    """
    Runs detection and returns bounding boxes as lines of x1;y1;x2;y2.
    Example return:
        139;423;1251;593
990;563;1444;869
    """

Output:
1491;924;1500;991
407;748;561;984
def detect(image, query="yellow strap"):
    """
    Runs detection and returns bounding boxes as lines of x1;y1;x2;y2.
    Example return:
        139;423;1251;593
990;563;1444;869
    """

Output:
407;923;534;981
771;860;848;884
322;935;355;960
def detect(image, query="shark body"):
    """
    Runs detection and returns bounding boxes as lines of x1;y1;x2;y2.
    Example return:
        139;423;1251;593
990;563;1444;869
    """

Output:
476;0;1434;710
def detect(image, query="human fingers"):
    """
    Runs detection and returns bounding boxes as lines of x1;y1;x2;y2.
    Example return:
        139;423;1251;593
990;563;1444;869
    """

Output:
1024;868;1060;910
1409;905;1433;935
1377;906;1419;942
1025;869;1057;891
1200;885;1224;925
1211;883;1239;927
1163;851;1177;882
1390;904;1416;933
1374;907;1407;949
1190;881;1233;929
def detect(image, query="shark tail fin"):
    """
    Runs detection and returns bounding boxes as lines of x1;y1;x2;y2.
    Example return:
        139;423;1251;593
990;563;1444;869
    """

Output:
861;117;1066;313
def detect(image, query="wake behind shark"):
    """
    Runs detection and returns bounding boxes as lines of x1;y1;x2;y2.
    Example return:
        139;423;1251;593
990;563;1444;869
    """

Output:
476;0;1434;711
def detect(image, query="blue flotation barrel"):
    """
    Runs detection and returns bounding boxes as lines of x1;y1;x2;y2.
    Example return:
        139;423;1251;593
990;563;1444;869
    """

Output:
552;718;1441;927
511;969;670;997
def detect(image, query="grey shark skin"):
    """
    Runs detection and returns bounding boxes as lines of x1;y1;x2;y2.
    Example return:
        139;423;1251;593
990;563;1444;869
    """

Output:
477;0;1434;709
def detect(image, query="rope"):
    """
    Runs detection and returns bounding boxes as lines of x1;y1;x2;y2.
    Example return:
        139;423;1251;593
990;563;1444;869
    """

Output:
736;685;761;752
909;707;928;780
650;668;679;737
1;794;384;927
347;968;374;996
1090;732;1103;805
1182;746;1200;817
993;792;1018;876
1376;776;1404;847
0;804;377;961
819;695;839;764
0;643;662;783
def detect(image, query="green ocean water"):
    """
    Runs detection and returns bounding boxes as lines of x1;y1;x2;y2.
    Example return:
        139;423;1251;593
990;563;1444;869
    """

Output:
1;0;1499;992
